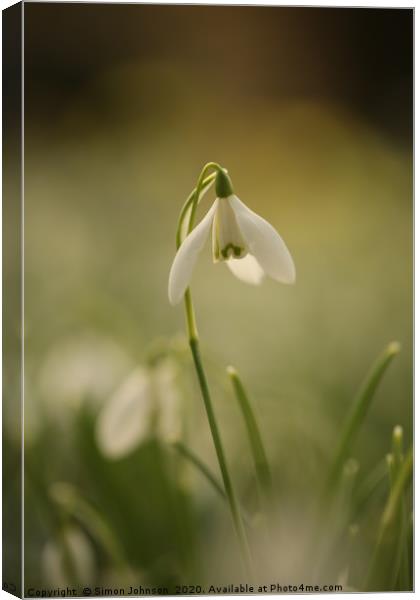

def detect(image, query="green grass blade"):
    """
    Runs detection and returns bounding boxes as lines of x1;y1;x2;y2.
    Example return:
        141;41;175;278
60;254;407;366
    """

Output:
172;441;253;529
392;502;410;590
392;425;404;467
365;446;413;591
388;425;409;589
381;445;412;532
326;341;400;496
353;458;387;515
172;441;226;500
386;453;396;486
227;366;272;500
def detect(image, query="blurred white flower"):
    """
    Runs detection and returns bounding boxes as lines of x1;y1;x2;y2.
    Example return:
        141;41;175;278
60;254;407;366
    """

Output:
153;358;182;442
95;358;182;459
39;333;132;412
42;526;95;587
168;170;295;305
95;367;152;459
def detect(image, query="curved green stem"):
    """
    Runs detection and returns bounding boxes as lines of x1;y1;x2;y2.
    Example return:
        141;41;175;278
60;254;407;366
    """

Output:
178;165;253;576
175;162;224;249
175;172;216;249
187;163;222;234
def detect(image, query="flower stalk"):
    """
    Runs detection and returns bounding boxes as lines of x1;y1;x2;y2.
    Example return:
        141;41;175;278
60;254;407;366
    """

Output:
169;161;296;575
188;310;253;575
176;163;253;576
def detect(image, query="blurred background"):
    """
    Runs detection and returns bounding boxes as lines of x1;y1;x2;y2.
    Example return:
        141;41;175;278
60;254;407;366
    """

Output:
4;3;413;593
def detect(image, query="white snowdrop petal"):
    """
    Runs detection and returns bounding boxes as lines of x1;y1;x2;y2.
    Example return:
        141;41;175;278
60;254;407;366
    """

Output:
42;527;95;588
42;541;66;588
168;200;218;305
229;195;296;284
154;359;182;443
95;368;152;459
225;254;265;285
65;528;96;583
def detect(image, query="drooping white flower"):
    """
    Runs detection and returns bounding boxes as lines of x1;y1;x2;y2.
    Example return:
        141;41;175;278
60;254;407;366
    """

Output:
42;526;95;587
152;358;183;443
95;359;182;459
95;367;153;459
168;169;295;305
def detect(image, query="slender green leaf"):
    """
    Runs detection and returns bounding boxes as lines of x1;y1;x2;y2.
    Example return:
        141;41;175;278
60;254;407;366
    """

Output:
365;446;413;591
326;341;400;496
227;366;272;501
172;441;226;500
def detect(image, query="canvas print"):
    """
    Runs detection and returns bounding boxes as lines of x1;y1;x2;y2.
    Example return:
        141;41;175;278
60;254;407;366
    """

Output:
3;2;413;596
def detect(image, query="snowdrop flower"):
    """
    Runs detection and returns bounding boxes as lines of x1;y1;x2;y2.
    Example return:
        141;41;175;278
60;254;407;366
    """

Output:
168;169;295;305
95;367;152;459
95;359;182;459
42;526;95;587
